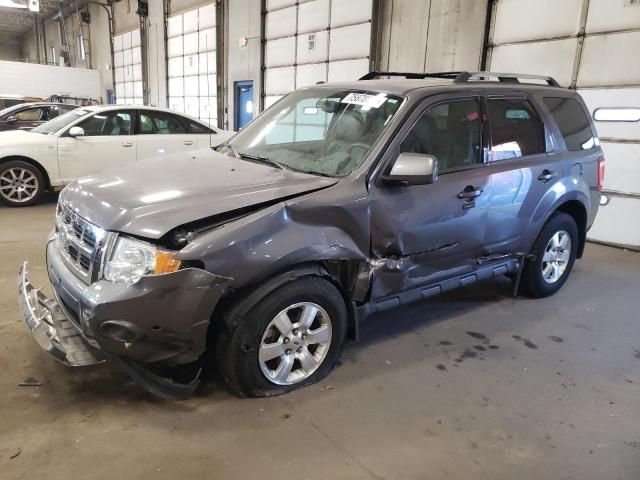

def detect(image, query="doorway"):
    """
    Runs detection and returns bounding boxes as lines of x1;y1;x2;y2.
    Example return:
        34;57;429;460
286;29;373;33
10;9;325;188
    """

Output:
234;80;254;131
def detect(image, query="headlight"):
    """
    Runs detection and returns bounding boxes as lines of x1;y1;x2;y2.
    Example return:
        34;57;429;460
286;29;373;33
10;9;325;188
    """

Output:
104;236;181;285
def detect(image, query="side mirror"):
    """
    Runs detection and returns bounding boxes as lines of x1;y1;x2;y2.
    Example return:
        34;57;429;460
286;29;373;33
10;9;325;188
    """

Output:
5;116;17;124
382;152;438;185
68;126;85;137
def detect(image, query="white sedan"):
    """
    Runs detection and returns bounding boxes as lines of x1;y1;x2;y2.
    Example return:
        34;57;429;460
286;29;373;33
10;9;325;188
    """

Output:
0;105;233;206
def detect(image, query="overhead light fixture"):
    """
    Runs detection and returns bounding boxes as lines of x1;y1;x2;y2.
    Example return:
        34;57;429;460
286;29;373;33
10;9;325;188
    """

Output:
0;0;28;9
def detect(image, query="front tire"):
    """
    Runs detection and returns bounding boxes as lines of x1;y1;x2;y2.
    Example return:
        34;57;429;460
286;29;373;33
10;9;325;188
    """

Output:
216;276;348;397
0;160;45;207
521;212;578;298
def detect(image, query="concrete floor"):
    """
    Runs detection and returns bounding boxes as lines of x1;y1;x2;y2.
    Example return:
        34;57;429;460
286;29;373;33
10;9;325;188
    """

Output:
1;195;639;480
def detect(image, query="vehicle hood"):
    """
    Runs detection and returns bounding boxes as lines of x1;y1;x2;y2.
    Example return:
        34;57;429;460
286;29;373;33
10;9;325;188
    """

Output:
60;148;339;239
0;129;54;146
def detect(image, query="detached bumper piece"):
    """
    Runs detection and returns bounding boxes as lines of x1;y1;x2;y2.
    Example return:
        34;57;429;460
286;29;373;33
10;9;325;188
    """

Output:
18;262;103;367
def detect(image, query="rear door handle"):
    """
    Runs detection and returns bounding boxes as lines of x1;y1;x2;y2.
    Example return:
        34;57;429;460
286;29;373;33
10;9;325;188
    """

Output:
183;140;194;146
121;142;133;147
538;169;558;183
457;185;483;201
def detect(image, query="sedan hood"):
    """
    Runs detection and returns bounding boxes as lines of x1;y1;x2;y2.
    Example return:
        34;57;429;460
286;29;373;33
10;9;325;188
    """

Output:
0;129;53;146
60;149;338;239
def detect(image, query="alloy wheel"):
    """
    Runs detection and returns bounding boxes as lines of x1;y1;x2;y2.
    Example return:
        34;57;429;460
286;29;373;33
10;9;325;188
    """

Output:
541;230;572;284
258;302;332;385
0;167;39;203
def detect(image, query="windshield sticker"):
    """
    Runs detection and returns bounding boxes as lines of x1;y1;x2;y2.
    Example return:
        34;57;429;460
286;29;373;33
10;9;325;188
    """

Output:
341;93;388;109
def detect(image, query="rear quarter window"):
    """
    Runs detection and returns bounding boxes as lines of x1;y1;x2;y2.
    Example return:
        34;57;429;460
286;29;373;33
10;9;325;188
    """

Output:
543;97;596;151
486;99;546;161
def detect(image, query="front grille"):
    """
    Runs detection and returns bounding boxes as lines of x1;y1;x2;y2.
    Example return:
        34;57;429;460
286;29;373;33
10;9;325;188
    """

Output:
55;202;109;284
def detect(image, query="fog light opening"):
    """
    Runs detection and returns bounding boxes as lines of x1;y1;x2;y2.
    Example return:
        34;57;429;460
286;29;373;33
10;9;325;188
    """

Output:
99;321;140;343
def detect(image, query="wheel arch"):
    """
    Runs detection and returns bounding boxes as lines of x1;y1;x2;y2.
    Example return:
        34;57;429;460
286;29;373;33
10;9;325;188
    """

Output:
554;200;588;258
0;155;52;190
211;260;361;345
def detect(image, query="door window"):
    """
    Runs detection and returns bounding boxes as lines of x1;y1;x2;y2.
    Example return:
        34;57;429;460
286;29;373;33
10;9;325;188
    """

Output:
486;99;545;161
139;111;187;134
48;104;75;119
79;111;133;136
400;100;482;171
186;120;213;134
543;97;595;151
14;107;45;121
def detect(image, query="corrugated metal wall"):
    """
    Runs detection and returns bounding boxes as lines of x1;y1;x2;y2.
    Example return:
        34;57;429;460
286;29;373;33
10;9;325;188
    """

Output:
263;0;373;109
486;0;640;249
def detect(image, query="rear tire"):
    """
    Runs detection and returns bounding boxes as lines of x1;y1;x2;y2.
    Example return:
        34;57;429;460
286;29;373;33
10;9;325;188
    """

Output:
521;212;578;298
215;276;348;397
0;160;45;207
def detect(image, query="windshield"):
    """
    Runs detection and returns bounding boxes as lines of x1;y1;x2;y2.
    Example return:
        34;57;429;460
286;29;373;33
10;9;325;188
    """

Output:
31;108;91;135
225;88;404;177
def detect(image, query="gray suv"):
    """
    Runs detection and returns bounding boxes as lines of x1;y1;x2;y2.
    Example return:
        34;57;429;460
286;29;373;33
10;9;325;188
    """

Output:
19;71;604;399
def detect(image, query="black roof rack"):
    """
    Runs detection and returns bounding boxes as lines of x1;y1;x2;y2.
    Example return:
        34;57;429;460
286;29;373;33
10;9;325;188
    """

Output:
359;71;560;87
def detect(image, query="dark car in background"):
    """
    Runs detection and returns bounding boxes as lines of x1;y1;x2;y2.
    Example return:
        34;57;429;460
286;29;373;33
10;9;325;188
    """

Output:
0;95;45;110
0;102;78;131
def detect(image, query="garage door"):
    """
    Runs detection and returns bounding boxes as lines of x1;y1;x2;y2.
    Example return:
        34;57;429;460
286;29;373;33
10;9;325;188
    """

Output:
263;0;373;109
486;0;640;249
167;3;217;123
114;29;143;105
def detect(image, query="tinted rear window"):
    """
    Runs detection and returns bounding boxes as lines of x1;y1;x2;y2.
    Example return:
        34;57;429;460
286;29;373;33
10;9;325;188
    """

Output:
486;99;546;161
543;97;595;151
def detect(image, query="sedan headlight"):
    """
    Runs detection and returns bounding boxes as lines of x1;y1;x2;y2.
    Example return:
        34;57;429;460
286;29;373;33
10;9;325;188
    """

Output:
104;236;181;285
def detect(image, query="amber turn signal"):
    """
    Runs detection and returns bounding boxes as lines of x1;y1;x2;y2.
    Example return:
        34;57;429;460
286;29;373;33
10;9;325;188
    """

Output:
154;251;182;274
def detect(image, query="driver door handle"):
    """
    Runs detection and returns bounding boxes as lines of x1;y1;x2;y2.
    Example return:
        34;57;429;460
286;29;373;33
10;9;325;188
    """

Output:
121;142;133;147
457;185;483;201
538;169;558;183
184;140;194;146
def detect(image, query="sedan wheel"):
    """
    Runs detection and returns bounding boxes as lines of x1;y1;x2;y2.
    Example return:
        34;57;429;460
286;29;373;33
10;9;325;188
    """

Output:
0;161;45;207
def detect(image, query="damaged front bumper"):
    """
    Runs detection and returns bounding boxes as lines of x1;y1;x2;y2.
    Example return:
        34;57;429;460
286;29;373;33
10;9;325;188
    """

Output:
19;262;103;366
18;241;232;399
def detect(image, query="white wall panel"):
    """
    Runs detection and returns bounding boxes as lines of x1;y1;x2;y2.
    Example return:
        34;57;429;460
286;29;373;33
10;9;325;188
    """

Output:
114;51;124;67
199;52;216;73
297;30;328;64
579;88;640;141
329;23;371;61
577;32;640;87
169;77;184;96
265;7;297;39
599;142;640;194
265;36;296;67
265;66;295;95
183;32;199;55
588;196;640;247
199;28;216;51
114;34;123;52
122;31;132;50
330;0;372;27
265;95;283;108
183;9;199;33
184;54;199;76
586;0;640;33
168;57;184;77
167;15;183;37
298;0;329;33
168;36;184;57
199;4;216;29
327;58;369;82
267;0;295;11
296;63;327;88
490;39;578;87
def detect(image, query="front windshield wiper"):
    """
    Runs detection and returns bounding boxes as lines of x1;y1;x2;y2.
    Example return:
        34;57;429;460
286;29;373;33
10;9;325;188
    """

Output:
237;152;286;171
215;141;241;159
